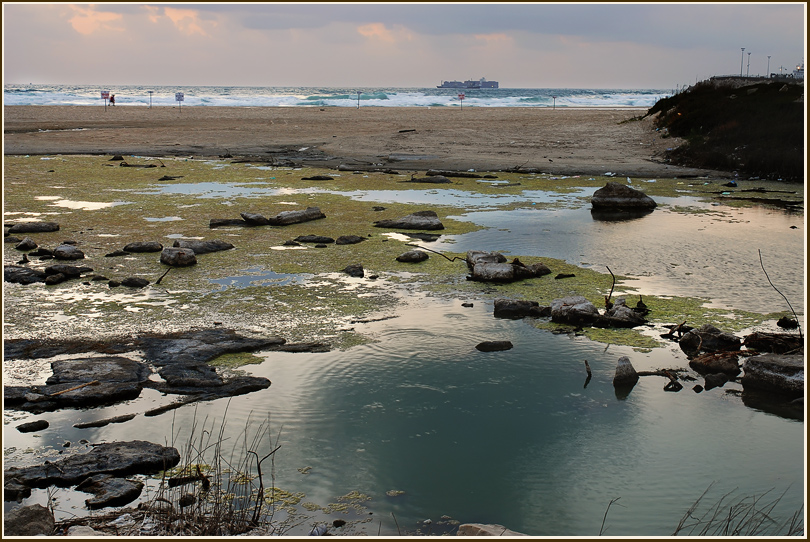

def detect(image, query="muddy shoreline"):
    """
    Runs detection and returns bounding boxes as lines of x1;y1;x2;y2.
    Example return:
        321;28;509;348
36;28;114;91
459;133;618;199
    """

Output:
3;105;730;178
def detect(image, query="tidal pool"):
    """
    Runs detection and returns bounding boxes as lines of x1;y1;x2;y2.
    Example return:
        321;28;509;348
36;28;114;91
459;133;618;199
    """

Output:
2;158;804;536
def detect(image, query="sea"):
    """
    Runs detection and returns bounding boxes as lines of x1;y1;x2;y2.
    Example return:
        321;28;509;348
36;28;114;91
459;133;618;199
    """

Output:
3;84;671;109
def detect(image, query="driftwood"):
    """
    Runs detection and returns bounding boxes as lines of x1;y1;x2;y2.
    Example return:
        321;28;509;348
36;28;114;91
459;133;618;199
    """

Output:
47;380;100;396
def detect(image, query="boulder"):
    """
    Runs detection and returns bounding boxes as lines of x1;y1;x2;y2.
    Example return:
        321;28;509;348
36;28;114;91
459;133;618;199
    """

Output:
742;353;803;398
456;523;528;536
343;264;365;278
743;332;803;354
3;440;180;489
268;206;326;226
403;175;452;184
14;237;38;251
613;356;639;387
53;244;85;260
121;277;150;288
240;212;272;226
6;221;60;234
591;182;657;209
396;250;429;263
45;273;67;285
122;241;163;253
210;218;248;228
373;210;444;230
3;504;54;536
550;296;600;326
160;247;197;266
493;299;549;319
44;264;93;278
596;298;648;328
76;474;144;510
475;340;513;352
335;235;366;245
16;419;49;433
679;324;741;357
4;265;47;284
688;351;742;376
172;239;234;254
703;373;730;391
466;251;507;268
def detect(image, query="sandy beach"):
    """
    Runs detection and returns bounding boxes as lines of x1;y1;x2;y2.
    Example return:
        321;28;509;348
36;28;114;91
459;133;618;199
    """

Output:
3;105;725;177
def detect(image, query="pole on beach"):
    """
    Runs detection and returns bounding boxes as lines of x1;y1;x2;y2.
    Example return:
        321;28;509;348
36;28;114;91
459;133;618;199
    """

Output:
458;93;465;110
552;96;557;110
148;90;153;108
357;91;361;109
175;92;184;111
101;90;109;111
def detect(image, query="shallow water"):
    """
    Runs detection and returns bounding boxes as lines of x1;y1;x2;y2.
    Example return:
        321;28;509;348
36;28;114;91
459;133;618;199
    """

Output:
4;297;804;536
3;172;805;536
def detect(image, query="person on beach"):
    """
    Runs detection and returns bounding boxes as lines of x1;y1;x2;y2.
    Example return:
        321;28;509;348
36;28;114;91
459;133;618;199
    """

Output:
110;94;115;106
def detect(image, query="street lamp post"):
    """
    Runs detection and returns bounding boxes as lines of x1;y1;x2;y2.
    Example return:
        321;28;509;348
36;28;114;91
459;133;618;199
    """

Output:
767;56;771;77
741;47;745;77
747;52;751;77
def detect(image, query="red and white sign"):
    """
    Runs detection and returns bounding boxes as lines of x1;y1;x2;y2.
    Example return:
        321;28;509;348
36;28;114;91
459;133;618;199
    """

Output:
458;93;465;100
100;91;110;100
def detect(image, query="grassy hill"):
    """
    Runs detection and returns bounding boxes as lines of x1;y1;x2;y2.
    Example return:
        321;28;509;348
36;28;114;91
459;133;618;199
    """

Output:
645;79;804;182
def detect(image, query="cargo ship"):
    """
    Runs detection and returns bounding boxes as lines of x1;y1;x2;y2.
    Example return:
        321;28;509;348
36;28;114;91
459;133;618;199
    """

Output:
437;77;499;89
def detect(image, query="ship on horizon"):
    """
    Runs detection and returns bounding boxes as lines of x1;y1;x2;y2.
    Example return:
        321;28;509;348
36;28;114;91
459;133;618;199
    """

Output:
437;77;499;89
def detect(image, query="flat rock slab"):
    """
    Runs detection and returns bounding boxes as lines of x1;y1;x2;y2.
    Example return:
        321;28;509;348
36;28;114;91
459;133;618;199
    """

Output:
4;265;47;284
4;440;180;491
171;239;235;254
76;474;144;510
137;328;286;366
475;340;514;352
742;353;804;398
6;222;60;234
373;210;444;230
493;299;549;319
46;356;150;385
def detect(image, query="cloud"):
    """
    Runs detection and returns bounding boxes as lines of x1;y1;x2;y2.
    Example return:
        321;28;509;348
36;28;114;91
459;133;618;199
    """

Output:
356;22;413;44
161;7;212;36
67;5;124;35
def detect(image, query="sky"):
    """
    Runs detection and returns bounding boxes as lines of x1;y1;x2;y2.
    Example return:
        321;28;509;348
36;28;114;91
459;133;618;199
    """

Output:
2;2;806;89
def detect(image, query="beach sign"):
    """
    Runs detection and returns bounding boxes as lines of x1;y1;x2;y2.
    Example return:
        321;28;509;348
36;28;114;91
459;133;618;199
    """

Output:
100;91;110;109
175;92;184;110
458;92;465;110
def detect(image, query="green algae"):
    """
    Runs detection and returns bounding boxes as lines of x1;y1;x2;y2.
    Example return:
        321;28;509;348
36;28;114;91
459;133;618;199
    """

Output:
4;155;800;358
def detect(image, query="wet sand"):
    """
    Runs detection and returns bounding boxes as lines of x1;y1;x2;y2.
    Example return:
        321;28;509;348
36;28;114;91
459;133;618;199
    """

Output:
3;105;726;177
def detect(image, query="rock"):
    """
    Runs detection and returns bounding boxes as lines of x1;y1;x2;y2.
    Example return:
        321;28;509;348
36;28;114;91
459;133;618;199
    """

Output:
526;262;552;276
475;340;513;352
122;241;163;253
137;328;285;367
343;264;364;278
121;277;150;288
613;356;639;387
396;250;429;263
45;273;67;285
14;237;37;251
6;221;60;234
591;182;657;209
493;299;549;319
157;363;223;388
403;175;451;184
75;474;144;510
335;235;366;245
550;296;600;326
688;351;742;376
105;250;130;257
294;235;334;244
596;298;648;328
269;207;327;225
4;477;31;502
47;356;150;385
466;250;507;267
66;525;101;536
44;264;94;278
209;218;248;228
301;175;333;181
240;212;272;226
4;265;47;284
703;373;730;391
5;236;23;243
742;331;803;354
776;316;799;329
456;523;528;536
53;244;85;260
16;419;49;433
742;353;804;398
3;503;54;536
74;413;137;429
160;247;197;266
172;239;234;254
679;324;741;357
3;440;181;489
373;210;444;230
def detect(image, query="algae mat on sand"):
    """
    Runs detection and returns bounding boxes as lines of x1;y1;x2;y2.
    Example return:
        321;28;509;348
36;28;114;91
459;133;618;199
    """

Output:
3;155;796;351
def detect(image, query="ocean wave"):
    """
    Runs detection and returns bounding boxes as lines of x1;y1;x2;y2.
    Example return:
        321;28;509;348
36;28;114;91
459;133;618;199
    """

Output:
3;84;671;108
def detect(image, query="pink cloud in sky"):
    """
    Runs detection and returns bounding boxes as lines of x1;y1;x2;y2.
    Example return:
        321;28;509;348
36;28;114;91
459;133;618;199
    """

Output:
161;7;211;37
67;5;124;35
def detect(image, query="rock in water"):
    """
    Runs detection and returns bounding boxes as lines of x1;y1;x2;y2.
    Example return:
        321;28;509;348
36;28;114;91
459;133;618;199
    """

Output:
591;182;657;209
613;356;639;387
160;247;197;266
